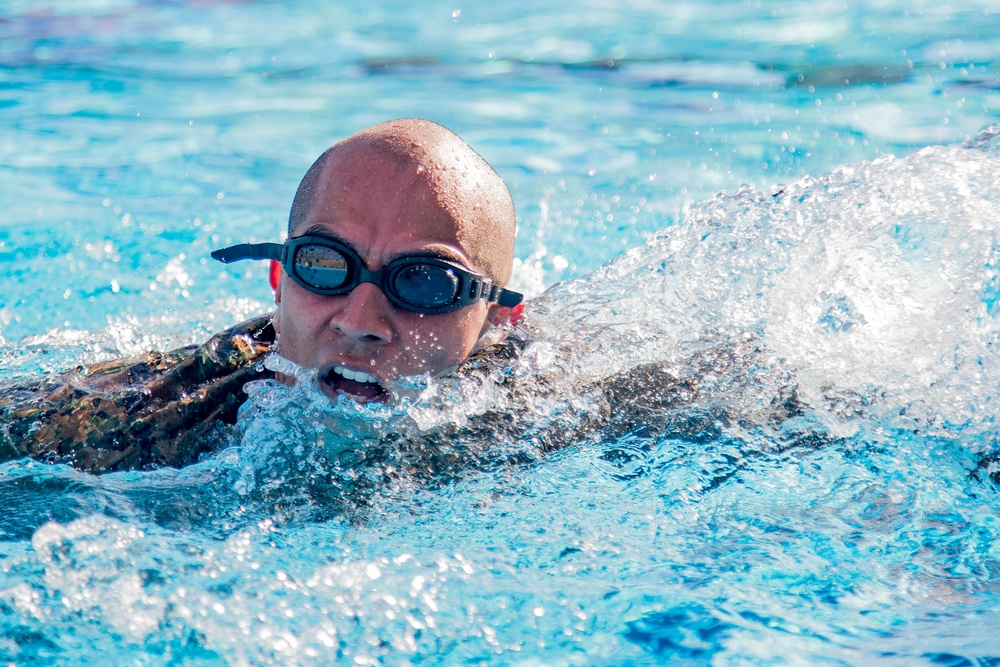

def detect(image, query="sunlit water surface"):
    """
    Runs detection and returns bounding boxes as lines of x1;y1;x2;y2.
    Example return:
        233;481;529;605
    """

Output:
2;1;1000;664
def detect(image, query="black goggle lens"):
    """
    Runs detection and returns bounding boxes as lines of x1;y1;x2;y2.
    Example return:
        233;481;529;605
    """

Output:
393;264;459;308
293;244;350;290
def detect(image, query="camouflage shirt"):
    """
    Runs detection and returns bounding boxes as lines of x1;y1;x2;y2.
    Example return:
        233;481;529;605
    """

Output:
0;315;275;473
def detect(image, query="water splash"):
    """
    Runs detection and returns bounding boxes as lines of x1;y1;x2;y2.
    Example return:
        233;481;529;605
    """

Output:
525;126;1000;450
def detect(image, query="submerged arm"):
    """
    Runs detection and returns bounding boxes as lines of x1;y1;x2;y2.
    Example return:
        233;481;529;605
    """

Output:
391;332;811;485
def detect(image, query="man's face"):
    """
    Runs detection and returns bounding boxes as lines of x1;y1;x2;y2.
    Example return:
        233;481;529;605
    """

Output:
272;146;497;403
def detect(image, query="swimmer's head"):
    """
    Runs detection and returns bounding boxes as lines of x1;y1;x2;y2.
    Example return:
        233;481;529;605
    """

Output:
271;118;518;403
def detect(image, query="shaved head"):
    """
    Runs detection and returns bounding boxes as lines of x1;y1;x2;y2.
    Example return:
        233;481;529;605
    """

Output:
289;119;516;285
273;119;521;393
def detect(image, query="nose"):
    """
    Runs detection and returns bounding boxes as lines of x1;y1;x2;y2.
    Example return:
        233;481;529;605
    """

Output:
328;282;394;344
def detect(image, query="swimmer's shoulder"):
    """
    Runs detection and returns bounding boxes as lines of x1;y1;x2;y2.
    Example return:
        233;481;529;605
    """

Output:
0;313;277;473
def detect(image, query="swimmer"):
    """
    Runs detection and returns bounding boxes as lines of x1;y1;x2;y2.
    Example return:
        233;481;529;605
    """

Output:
0;119;526;472
0;120;810;477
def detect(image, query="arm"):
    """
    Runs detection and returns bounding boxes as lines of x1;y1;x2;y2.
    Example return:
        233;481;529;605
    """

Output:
0;315;275;473
390;332;810;485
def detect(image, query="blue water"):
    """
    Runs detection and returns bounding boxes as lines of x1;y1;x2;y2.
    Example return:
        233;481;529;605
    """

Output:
3;0;1000;664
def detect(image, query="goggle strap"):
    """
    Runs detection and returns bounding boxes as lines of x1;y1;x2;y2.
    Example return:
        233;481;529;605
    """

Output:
211;242;284;264
494;285;523;308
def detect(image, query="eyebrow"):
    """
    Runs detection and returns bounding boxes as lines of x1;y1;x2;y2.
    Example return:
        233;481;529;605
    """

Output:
296;226;348;244
295;226;471;267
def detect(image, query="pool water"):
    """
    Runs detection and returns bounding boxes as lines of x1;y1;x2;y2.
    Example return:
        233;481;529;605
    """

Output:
2;0;1000;664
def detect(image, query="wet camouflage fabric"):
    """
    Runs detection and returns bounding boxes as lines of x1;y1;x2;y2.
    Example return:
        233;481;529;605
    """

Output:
0;315;275;473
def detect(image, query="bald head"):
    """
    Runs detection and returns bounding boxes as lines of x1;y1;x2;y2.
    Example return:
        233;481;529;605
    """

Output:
288;119;516;285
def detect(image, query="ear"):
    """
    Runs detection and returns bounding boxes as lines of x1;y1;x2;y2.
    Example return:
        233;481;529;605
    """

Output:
271;260;283;334
489;302;524;326
269;260;281;293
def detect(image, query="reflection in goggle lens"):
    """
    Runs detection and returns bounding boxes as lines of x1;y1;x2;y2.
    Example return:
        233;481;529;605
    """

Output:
295;244;349;289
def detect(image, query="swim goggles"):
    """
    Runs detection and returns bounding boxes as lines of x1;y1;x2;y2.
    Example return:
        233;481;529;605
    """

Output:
211;235;523;314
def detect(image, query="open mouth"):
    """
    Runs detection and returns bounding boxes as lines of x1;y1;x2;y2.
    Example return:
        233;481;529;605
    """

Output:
319;364;389;404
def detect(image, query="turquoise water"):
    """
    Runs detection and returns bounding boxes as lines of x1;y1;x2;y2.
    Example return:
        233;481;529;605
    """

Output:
3;0;1000;664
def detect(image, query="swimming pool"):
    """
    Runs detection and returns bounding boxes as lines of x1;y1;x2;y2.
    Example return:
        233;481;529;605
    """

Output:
2;0;1000;663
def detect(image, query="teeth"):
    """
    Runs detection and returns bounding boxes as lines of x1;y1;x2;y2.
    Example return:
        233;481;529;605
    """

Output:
333;365;378;384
